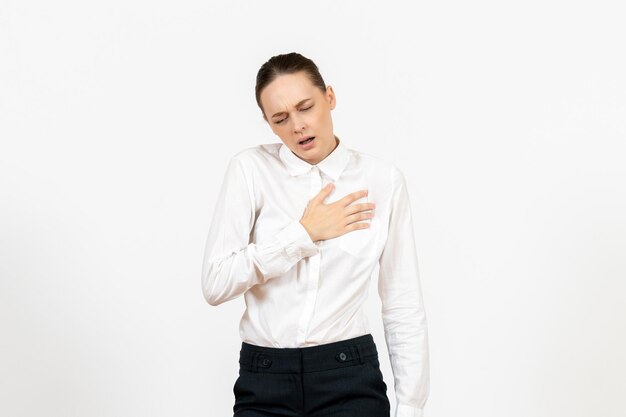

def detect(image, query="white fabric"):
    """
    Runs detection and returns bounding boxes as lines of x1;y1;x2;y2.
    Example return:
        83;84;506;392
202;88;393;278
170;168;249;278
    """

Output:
201;137;429;416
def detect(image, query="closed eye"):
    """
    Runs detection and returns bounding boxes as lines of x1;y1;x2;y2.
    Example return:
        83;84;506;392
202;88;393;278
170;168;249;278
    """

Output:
275;105;313;125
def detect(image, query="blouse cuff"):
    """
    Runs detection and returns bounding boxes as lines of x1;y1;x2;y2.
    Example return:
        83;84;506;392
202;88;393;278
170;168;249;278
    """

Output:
395;404;424;417
275;220;319;260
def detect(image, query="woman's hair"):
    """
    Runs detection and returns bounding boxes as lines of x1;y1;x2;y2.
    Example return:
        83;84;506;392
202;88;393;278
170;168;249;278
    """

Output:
255;52;327;119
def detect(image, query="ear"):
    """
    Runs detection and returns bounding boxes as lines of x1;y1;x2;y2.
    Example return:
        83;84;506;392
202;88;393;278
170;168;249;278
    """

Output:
325;85;337;110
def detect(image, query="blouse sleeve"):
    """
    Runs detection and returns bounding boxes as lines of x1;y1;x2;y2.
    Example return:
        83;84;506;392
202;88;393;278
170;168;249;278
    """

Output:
201;155;319;306
377;166;430;417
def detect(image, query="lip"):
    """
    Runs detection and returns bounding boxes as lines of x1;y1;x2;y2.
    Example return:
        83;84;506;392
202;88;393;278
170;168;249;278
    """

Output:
298;136;316;150
298;136;314;144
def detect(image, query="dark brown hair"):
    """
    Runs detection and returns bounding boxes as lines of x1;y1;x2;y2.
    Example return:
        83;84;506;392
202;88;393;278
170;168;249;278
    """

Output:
255;52;327;119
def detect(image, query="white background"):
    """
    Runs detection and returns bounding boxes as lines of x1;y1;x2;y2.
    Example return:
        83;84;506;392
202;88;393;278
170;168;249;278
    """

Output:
1;1;625;416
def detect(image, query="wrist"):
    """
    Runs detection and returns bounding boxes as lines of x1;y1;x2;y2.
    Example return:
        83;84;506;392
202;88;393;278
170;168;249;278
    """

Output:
299;220;317;242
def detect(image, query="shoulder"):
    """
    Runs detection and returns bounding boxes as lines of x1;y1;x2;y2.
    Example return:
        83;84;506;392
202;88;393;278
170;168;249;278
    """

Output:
228;142;282;169
346;146;405;183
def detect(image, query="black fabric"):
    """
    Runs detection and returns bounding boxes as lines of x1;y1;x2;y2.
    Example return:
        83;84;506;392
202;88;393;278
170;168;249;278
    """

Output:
233;334;390;417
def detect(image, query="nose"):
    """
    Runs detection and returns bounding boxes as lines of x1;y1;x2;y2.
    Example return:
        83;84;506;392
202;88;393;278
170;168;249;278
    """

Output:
291;114;306;134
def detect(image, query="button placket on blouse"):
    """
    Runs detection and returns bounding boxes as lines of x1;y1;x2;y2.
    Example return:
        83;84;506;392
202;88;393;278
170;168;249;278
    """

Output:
296;165;323;345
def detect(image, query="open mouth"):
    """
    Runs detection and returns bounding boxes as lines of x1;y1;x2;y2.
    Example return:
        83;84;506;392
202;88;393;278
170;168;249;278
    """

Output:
299;137;315;145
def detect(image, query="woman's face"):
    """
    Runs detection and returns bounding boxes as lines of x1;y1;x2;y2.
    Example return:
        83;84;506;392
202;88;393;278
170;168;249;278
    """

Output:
260;71;337;165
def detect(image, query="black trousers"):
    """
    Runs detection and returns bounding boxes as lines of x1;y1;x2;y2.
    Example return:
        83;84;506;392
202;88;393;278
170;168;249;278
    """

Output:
233;333;390;417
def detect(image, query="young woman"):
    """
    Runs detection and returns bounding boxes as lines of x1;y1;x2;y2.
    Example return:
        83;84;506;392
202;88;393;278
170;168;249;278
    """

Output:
201;52;430;417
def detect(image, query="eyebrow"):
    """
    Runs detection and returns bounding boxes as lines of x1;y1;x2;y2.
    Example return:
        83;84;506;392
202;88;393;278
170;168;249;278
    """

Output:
271;98;312;119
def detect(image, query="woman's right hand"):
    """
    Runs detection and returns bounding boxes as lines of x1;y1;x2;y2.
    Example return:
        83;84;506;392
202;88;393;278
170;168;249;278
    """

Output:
299;183;376;242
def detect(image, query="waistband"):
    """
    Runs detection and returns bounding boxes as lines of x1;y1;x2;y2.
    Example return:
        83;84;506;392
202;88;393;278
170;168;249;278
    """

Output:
239;334;378;373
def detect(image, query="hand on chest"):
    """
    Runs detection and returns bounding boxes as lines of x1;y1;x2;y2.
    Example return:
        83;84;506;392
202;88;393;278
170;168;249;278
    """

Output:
252;172;390;260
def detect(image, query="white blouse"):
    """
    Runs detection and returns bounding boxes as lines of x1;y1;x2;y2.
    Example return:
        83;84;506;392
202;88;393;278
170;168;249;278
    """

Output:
201;137;430;417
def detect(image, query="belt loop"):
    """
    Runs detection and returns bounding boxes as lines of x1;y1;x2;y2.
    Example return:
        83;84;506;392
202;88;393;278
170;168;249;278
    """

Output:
354;344;364;364
252;351;259;372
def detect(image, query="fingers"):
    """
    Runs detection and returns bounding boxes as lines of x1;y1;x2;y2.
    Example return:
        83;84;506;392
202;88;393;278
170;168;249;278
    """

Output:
311;182;335;204
339;189;368;207
313;185;369;208
345;207;375;225
345;201;376;215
